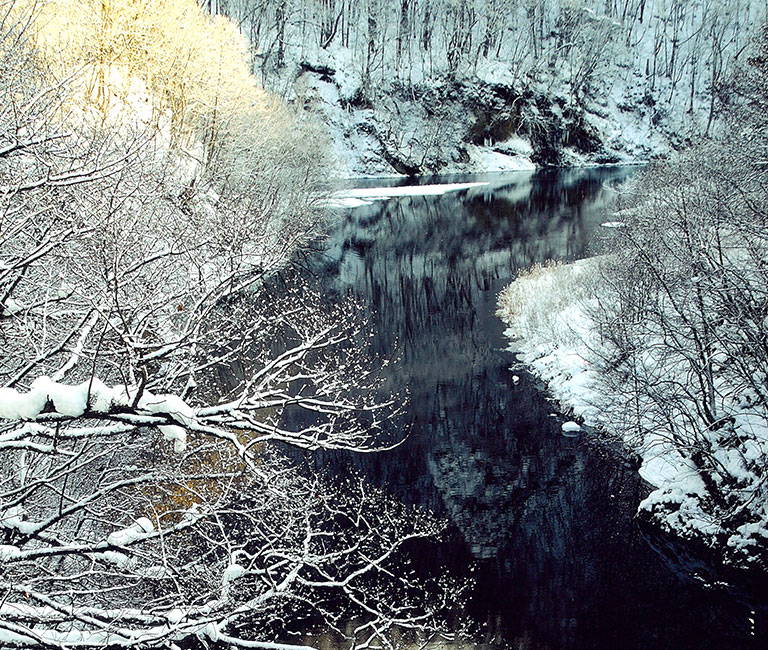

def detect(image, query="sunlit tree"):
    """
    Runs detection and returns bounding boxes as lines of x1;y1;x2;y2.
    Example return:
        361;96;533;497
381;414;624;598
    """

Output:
0;1;462;647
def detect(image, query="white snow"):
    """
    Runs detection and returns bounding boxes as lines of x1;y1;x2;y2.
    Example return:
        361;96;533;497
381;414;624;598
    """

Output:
497;259;768;561
33;376;88;417
0;386;49;420
222;563;246;584
464;146;537;173
138;391;194;452
328;182;490;208
561;421;582;433
1;298;23;316
0;505;36;534
107;518;155;547
0;545;21;560
0;378;193;454
328;197;374;208
97;550;132;568
159;425;188;453
138;392;194;425
135;517;154;533
167;608;185;624
200;621;221;643
638;449;684;487
87;377;121;412
0;377;136;420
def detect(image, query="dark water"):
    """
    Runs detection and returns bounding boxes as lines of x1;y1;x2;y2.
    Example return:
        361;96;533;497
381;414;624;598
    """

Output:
307;168;766;649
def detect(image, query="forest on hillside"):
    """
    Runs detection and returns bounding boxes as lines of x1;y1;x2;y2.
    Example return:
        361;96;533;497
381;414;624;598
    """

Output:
497;14;768;590
211;1;766;173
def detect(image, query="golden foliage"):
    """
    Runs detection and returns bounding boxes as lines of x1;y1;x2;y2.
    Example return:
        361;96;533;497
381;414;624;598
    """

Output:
140;432;253;523
141;431;268;525
21;0;277;146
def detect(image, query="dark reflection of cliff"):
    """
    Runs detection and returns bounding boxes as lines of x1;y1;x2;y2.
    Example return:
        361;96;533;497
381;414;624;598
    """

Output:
324;169;614;361
303;168;763;649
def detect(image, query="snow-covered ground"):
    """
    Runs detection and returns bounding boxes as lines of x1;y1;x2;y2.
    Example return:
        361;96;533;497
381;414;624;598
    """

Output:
497;260;768;576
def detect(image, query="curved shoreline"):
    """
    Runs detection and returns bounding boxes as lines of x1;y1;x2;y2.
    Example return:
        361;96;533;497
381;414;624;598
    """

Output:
497;259;768;583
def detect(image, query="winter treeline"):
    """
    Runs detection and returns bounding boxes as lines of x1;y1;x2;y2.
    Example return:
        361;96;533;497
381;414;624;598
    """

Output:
584;34;768;569
0;0;459;647
498;27;768;575
222;0;762;112
207;0;768;174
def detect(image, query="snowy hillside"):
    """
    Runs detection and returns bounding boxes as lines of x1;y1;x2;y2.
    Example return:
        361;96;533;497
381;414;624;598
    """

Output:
220;0;765;175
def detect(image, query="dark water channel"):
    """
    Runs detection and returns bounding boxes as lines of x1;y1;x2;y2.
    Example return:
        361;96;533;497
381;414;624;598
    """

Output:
303;168;766;649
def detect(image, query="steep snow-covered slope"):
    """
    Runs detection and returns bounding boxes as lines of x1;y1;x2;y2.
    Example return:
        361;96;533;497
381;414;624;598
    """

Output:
286;55;690;176
223;0;764;176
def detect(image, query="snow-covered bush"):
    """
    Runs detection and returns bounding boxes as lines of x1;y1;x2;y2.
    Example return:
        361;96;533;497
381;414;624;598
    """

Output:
497;259;599;351
589;136;768;569
496;259;607;433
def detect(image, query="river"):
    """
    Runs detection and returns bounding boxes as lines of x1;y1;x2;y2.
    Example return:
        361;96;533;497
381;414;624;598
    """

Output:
301;167;765;649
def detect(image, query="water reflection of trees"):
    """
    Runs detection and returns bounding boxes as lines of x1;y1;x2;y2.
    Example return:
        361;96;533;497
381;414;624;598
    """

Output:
325;168;629;360
308;168;756;648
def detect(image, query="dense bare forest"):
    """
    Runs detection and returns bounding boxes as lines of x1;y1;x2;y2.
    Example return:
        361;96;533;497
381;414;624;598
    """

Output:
216;0;764;173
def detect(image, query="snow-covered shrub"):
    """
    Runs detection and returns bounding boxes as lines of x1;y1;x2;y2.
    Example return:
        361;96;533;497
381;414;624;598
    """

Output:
589;136;768;569
497;260;607;433
0;1;458;647
497;259;599;351
499;63;768;573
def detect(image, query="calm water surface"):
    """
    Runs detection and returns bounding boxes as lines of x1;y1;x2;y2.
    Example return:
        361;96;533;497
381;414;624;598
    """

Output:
305;168;766;649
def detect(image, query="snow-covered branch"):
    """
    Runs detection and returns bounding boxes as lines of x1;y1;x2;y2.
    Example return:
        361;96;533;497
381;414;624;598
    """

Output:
0;2;455;648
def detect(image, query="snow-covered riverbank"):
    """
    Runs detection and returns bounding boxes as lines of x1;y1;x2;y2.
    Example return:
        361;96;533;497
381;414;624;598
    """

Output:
497;260;768;578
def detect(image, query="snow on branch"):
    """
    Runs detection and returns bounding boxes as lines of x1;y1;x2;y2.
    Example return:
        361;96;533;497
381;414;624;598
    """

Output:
0;2;458;647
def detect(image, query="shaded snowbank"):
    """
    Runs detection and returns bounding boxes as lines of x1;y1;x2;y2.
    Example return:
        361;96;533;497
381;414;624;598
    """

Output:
497;260;768;576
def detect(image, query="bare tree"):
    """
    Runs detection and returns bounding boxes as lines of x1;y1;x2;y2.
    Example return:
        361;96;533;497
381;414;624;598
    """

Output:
588;53;768;556
558;3;619;105
216;0;762;135
0;2;462;647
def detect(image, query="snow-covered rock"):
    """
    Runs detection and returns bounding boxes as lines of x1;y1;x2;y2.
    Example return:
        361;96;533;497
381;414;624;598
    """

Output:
561;421;582;434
